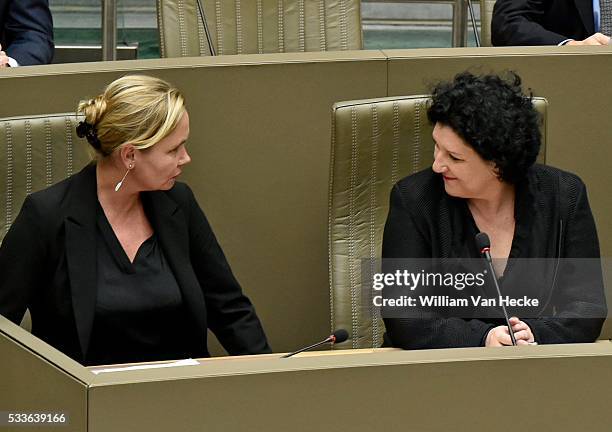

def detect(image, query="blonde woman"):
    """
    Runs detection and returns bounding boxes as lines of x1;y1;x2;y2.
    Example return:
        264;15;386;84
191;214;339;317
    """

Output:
0;75;270;365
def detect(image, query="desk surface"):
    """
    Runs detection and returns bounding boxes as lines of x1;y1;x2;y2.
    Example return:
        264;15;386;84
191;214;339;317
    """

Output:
85;343;612;432
87;342;612;385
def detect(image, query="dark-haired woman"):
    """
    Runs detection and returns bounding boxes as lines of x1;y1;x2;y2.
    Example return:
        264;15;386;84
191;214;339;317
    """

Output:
383;72;606;349
0;75;271;365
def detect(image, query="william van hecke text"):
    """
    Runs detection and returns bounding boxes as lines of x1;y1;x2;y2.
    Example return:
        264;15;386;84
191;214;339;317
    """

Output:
374;295;539;308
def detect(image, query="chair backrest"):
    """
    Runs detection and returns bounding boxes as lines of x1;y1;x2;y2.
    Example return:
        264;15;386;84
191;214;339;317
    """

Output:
0;113;92;244
157;0;363;57
480;0;496;47
328;95;548;349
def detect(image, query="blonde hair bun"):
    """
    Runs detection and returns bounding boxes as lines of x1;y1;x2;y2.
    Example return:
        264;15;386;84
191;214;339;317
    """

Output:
76;75;185;156
78;95;108;127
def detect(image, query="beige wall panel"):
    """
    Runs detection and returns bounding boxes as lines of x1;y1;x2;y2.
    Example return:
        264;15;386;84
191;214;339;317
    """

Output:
385;47;612;258
0;52;388;354
0;330;88;431
88;346;612;432
177;55;387;354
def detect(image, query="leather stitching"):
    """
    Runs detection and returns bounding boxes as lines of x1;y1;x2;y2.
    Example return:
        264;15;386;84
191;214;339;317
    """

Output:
156;0;166;57
4;122;13;239
197;3;207;55
257;0;263;53
277;0;284;53
25;120;32;195
65;117;74;177
178;0;187;56
215;0;223;55
44;120;52;187
413;101;421;174
319;0;326;51
340;0;348;50
370;104;379;347
328;107;337;340
298;0;305;51
235;0;243;54
349;106;358;348
391;102;400;186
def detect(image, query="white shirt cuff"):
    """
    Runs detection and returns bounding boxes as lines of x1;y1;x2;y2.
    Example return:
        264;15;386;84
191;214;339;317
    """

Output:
7;57;19;67
558;39;573;46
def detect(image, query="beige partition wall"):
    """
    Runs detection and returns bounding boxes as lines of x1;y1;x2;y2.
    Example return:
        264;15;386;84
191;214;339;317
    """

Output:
0;47;611;352
0;319;89;431
86;345;612;432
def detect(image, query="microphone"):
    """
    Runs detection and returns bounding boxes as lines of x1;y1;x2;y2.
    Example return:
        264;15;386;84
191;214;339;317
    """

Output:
281;329;349;358
475;232;517;346
475;232;492;261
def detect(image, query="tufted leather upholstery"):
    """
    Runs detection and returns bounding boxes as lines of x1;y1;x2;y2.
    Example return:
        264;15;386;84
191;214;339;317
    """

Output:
480;0;497;46
157;0;362;57
328;95;548;349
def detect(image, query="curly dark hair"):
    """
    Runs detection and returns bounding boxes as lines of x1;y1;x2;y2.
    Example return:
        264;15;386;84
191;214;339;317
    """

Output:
427;71;541;184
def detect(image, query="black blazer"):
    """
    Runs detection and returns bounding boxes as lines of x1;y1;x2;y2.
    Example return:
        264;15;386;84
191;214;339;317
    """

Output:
0;0;53;65
0;164;271;363
492;0;595;46
382;165;607;349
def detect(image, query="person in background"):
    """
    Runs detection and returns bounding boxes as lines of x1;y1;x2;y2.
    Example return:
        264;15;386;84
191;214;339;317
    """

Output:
492;0;611;46
0;75;271;365
382;72;606;349
0;0;54;66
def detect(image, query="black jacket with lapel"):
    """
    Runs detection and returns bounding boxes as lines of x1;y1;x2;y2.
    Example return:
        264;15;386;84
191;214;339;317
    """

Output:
492;0;595;46
0;164;270;364
382;165;606;349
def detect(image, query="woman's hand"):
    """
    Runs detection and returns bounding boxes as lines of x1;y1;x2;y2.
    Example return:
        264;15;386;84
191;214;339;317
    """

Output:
486;317;535;346
509;316;535;345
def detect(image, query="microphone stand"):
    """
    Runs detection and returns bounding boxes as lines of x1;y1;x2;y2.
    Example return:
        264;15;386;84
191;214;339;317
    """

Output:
466;0;481;47
481;249;517;346
196;0;217;55
281;337;335;358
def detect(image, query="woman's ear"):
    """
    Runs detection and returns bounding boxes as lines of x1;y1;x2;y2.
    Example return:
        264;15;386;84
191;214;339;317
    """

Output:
488;161;502;181
119;144;136;169
493;164;503;181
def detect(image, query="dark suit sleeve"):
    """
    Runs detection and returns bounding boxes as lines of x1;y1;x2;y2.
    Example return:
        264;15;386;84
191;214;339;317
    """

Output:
524;179;607;343
491;0;569;46
382;185;495;349
184;186;271;355
0;195;46;324
4;0;54;65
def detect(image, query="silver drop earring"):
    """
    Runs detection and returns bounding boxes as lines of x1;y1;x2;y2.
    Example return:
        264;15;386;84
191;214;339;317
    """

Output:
114;163;133;192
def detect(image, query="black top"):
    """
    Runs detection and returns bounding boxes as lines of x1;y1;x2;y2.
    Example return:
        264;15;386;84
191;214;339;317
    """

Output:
0;164;271;364
86;204;191;366
382;164;607;349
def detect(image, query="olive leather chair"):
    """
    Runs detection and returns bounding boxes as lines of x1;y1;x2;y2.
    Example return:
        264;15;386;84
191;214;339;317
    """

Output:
0;113;92;331
157;0;362;57
328;95;548;349
480;0;496;46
